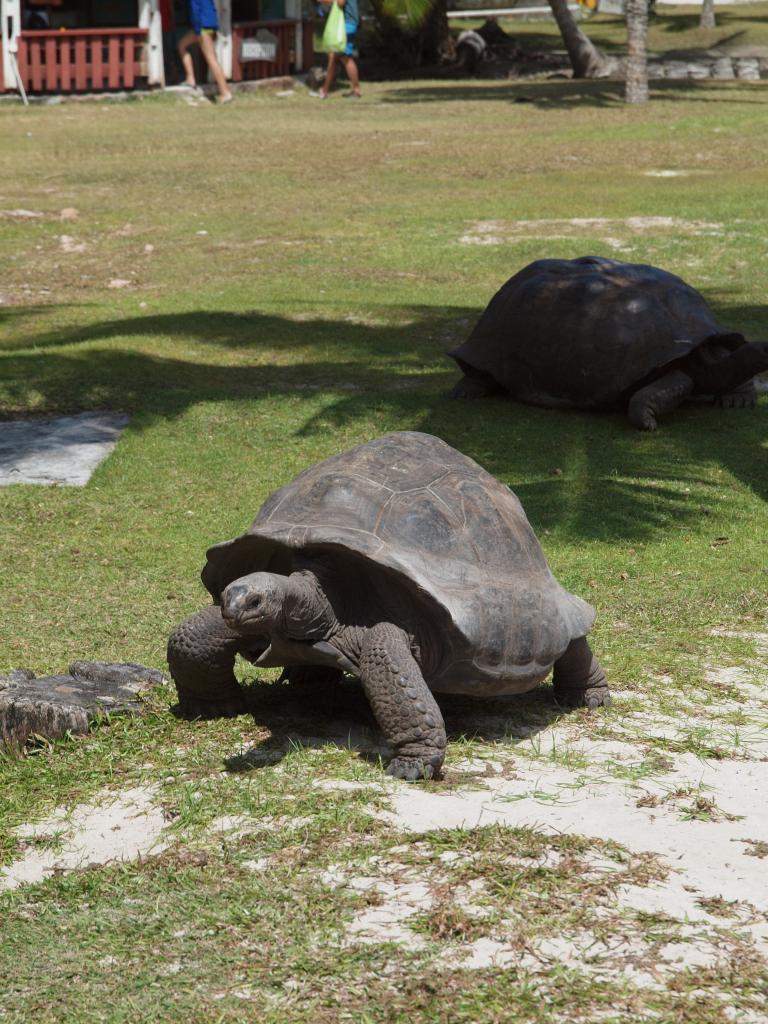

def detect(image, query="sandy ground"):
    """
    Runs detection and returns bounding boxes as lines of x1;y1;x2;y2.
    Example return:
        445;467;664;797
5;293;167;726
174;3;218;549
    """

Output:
2;629;765;996
0;786;165;890
458;216;725;251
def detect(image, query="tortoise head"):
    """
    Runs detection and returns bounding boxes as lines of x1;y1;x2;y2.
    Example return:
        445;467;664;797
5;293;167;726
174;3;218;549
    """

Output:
221;570;335;640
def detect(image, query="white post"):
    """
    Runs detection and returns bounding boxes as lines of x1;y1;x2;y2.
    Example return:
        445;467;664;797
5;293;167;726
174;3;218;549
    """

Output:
284;0;302;70
2;0;23;93
216;0;232;79
138;0;165;86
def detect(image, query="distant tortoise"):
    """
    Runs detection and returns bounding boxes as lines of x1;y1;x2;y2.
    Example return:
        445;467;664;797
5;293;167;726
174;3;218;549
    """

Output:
449;256;768;430
167;432;608;781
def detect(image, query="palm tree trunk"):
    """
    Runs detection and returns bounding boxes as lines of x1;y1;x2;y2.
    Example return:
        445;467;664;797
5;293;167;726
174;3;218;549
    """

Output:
625;0;649;104
547;0;606;78
700;0;716;29
417;0;454;64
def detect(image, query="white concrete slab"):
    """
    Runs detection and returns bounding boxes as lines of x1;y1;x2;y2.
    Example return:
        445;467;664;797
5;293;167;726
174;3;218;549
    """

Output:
0;412;130;486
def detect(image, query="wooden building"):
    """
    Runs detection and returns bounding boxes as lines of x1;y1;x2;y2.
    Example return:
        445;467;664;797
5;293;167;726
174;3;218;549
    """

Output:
0;0;313;96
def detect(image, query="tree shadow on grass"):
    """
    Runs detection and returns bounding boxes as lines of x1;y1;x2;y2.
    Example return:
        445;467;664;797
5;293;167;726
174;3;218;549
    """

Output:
381;79;768;108
381;80;624;107
295;387;768;542
1;302;766;542
0;302;471;422
0;305;462;356
222;674;564;776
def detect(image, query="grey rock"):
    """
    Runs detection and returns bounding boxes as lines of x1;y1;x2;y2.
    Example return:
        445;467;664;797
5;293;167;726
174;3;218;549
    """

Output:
0;662;166;752
69;661;166;689
0;411;130;487
735;59;761;81
664;61;691;80
711;58;736;80
687;62;713;79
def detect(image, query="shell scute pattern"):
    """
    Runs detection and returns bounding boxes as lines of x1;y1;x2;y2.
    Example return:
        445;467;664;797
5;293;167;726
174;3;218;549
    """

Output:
261;473;388;538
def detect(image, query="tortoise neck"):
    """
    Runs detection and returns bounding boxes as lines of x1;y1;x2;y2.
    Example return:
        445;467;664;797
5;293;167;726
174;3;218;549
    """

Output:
284;571;338;641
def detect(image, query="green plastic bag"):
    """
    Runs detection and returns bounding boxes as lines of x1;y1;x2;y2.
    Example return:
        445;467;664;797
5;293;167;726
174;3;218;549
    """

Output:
322;1;348;53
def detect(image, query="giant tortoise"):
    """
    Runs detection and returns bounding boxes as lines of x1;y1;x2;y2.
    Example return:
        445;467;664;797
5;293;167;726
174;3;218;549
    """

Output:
450;256;768;430
168;432;609;781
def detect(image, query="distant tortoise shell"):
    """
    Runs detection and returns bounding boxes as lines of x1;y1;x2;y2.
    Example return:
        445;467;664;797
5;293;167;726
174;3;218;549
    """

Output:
201;432;594;695
450;256;745;409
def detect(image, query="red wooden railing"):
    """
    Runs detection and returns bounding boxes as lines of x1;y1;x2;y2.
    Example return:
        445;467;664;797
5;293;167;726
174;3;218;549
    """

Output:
231;19;302;82
16;28;147;93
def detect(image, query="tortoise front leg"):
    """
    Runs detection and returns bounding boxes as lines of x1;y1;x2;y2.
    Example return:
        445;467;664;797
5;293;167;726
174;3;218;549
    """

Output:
167;605;247;718
627;370;694;431
714;380;757;409
552;636;610;710
359;623;446;782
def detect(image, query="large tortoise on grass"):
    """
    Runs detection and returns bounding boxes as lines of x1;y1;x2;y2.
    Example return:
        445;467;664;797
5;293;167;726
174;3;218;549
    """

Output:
168;432;608;781
450;256;768;430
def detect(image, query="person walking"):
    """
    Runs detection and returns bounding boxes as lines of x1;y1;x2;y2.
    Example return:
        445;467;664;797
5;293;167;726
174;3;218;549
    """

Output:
178;0;233;103
314;0;362;99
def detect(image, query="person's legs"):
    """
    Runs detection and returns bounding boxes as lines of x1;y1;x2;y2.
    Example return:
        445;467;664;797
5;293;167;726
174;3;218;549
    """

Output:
199;30;232;100
177;29;199;87
340;54;361;95
320;51;339;97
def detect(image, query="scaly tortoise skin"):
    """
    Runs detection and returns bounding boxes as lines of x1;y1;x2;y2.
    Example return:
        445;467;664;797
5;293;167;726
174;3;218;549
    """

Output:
450;256;768;430
168;432;609;780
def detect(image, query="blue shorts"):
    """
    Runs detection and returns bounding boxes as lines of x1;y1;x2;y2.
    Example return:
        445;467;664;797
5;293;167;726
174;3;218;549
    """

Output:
343;25;357;57
189;0;219;35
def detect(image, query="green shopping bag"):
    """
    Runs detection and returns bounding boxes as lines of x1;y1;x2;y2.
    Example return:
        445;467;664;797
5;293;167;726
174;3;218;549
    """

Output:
322;1;348;53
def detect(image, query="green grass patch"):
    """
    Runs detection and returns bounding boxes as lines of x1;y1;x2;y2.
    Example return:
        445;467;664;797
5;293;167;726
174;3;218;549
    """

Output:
1;65;767;1021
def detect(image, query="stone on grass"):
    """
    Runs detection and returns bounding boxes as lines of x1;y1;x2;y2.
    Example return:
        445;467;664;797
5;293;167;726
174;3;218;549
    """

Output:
712;58;736;80
0;411;129;486
735;59;761;80
0;661;165;752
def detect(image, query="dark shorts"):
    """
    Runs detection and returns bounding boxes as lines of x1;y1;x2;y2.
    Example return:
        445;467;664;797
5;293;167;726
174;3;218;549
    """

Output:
189;0;219;35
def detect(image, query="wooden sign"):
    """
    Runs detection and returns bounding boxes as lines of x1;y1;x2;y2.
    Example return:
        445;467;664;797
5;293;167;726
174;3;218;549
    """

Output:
240;30;278;62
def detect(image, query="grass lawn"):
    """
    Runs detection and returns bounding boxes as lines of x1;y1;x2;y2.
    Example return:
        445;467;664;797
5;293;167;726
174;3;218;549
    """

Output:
494;3;768;57
1;45;767;1024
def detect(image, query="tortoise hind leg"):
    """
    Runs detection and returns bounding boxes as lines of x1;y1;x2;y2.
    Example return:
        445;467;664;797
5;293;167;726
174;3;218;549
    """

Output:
167;605;247;718
360;623;446;781
627;370;694;431
451;371;504;400
552;637;610;711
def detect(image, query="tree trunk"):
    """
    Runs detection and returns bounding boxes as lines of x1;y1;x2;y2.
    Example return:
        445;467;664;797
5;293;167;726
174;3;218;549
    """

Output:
700;0;716;29
547;0;607;78
417;0;454;65
625;0;649;104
